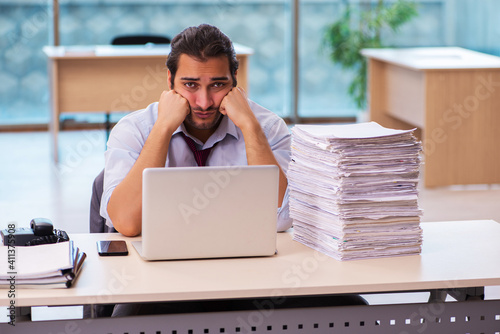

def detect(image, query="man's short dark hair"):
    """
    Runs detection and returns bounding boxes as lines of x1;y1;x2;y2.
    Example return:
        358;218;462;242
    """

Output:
166;24;239;87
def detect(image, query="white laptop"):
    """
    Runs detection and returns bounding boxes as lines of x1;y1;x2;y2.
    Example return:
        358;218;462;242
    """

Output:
132;165;279;260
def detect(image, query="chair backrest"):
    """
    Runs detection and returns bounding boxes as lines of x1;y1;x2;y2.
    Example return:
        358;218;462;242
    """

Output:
111;34;171;45
87;169;117;317
89;169;116;233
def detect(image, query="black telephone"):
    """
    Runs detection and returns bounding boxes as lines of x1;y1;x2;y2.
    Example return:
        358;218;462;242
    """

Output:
1;218;70;246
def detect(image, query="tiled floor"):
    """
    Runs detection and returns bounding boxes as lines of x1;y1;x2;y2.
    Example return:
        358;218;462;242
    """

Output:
1;130;105;233
1;129;499;305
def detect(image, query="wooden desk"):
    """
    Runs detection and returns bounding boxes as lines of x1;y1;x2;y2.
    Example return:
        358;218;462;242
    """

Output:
361;47;500;187
43;44;254;162
2;220;500;333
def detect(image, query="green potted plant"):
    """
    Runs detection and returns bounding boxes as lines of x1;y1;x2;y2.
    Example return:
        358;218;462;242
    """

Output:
323;0;419;110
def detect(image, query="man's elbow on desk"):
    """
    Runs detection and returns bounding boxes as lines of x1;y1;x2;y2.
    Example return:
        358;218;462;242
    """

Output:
107;211;142;237
107;192;143;236
115;224;141;237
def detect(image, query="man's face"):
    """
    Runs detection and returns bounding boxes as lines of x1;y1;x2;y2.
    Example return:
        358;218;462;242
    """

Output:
169;54;234;133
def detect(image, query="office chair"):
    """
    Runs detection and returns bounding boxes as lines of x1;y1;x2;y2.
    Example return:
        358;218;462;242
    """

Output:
86;169;116;318
89;169;116;233
101;34;172;139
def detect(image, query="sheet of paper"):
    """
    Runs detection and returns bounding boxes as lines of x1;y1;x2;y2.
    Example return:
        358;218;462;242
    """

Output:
293;121;415;139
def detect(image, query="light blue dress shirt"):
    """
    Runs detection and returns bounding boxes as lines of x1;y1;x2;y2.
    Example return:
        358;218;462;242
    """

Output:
101;99;293;232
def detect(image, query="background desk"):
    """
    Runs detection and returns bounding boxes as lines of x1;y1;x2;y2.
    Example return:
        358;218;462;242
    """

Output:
361;47;500;187
2;220;500;333
43;44;254;162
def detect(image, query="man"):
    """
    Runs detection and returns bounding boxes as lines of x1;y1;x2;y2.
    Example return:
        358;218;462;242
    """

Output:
100;24;292;236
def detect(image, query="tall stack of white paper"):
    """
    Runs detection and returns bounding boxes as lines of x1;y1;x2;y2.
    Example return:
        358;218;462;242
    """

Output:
288;122;423;261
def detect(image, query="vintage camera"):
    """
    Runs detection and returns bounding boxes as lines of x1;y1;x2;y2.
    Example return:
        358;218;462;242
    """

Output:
1;218;69;246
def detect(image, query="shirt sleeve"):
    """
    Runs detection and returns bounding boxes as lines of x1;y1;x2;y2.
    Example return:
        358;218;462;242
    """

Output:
261;114;293;232
100;107;154;228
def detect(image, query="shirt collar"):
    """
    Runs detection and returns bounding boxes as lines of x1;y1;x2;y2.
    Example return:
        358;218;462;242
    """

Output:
172;115;240;149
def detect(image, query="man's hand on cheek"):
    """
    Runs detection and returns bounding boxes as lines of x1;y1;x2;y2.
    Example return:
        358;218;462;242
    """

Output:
220;87;259;131
157;90;190;131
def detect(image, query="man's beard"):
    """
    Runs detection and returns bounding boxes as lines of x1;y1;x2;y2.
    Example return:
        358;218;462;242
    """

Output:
184;108;223;130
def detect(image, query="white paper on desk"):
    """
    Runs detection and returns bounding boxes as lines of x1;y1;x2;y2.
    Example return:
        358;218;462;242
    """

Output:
0;242;73;279
289;122;423;261
293;224;422;261
293;122;415;140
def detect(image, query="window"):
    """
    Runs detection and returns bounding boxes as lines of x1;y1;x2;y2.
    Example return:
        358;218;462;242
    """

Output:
1;0;499;126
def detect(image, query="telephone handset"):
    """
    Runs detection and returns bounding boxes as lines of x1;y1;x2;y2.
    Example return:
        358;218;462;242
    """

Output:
1;218;70;246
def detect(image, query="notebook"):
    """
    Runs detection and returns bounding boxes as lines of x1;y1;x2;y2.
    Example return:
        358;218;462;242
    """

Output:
132;165;279;260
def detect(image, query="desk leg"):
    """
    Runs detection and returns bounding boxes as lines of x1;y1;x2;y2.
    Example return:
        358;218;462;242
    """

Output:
48;59;59;163
448;287;485;301
429;287;485;302
429;289;448;303
50;109;60;163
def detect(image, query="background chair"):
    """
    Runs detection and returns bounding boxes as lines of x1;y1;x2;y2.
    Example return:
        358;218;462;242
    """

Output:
111;34;171;45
